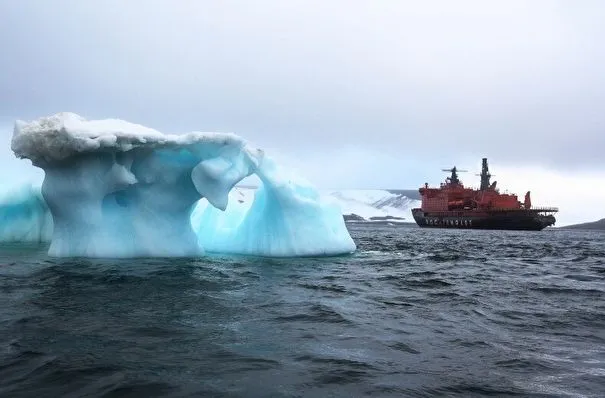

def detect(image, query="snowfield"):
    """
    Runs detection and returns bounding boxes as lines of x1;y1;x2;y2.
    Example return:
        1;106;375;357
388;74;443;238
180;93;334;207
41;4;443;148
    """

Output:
327;189;420;222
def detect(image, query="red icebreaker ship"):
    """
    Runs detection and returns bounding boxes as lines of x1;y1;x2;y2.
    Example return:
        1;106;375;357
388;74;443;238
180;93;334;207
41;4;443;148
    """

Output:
411;158;558;230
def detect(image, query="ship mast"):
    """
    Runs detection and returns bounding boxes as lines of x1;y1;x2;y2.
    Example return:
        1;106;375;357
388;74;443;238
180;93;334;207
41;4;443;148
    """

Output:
479;158;491;190
442;166;466;185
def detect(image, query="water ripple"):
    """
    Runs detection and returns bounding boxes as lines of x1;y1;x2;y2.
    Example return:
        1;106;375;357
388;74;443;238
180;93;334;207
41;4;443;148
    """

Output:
0;225;604;397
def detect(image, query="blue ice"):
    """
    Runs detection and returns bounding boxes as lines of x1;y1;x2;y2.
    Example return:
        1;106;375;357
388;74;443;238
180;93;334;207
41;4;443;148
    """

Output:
2;113;355;258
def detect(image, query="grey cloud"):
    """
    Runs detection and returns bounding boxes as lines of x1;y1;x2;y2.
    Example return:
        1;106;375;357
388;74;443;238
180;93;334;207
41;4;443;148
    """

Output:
1;0;604;188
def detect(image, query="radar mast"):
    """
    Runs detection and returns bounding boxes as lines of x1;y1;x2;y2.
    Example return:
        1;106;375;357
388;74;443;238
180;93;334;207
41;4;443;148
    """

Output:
442;166;467;185
479;158;491;190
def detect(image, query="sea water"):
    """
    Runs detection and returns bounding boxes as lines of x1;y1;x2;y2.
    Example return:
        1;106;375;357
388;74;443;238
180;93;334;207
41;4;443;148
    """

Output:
1;224;603;397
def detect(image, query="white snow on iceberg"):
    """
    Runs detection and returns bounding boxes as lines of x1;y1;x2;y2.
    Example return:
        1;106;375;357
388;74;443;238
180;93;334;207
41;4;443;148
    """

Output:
8;113;356;258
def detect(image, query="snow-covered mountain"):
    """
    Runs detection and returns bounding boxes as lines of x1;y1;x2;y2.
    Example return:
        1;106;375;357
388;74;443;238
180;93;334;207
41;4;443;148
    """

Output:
222;187;420;223
327;189;420;222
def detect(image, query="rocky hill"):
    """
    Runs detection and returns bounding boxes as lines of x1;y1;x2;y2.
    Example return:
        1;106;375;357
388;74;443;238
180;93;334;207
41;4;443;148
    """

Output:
559;218;605;230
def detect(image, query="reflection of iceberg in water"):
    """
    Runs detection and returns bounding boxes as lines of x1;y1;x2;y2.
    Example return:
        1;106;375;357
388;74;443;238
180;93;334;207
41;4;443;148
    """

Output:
5;113;355;258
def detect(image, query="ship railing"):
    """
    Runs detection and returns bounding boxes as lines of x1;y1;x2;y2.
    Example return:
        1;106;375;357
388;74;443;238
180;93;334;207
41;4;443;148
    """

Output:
489;206;559;213
420;207;559;214
529;206;559;212
417;207;559;215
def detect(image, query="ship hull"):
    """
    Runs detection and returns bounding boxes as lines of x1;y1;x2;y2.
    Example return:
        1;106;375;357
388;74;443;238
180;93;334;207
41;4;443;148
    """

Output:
411;208;556;231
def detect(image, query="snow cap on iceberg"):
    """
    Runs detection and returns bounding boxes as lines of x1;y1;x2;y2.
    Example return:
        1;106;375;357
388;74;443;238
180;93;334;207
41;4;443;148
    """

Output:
11;112;253;166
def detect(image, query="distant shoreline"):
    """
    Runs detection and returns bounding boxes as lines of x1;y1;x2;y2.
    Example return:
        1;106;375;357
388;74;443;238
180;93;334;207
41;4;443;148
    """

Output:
556;218;605;231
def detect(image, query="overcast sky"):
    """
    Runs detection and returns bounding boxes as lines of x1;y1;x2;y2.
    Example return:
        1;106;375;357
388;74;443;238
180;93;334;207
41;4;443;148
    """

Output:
1;0;604;224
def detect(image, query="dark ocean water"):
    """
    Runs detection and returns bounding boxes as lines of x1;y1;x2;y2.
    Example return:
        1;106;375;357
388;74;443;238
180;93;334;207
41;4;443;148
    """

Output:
1;224;604;397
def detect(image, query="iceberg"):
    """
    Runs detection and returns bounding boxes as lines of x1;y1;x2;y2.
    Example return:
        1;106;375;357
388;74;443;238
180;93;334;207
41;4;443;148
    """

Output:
0;185;52;243
8;113;356;258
